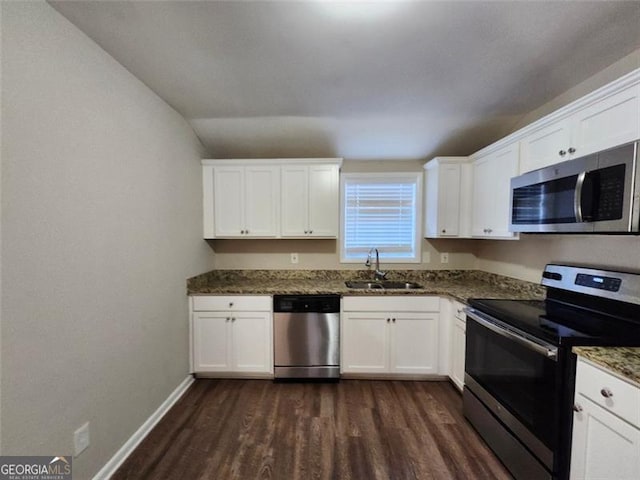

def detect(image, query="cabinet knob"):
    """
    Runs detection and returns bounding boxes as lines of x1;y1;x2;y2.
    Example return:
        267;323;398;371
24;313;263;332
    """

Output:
559;150;567;157
304;230;308;234
240;230;244;234
387;318;390;323
229;302;234;307
573;403;583;412
232;317;236;322
487;228;492;234
309;230;313;234
442;229;446;233
568;147;576;154
600;387;613;398
392;318;396;323
226;317;230;322
245;230;249;234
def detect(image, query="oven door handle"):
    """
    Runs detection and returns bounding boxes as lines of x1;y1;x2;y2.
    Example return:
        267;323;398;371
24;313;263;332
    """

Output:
465;308;558;362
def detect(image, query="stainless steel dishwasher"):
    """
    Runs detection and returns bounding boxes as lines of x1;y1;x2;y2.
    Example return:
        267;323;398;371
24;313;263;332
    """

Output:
273;295;340;379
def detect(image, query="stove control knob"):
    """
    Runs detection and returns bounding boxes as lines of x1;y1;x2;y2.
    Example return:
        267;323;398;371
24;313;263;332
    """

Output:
600;388;614;398
573;404;583;413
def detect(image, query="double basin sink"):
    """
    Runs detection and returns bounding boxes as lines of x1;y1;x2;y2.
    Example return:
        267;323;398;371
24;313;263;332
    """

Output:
345;280;423;290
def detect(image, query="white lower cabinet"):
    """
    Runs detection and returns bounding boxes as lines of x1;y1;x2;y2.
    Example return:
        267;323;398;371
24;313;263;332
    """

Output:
341;296;439;375
570;359;640;480
191;296;273;376
449;301;466;391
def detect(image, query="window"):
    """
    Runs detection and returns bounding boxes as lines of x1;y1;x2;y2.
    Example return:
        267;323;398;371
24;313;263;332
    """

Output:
340;172;422;263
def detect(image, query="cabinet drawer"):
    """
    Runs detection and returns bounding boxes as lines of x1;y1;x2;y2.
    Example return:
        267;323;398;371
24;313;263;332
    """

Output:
192;295;272;312
343;296;439;312
575;359;640;428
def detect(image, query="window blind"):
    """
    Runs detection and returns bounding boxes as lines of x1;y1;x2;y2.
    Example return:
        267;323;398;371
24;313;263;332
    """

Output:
343;177;418;260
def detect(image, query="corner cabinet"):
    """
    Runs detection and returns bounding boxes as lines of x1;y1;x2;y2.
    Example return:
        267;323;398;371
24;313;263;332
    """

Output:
471;143;519;238
190;295;273;377
424;157;473;238
281;161;340;238
570;358;640;480
341;296;440;376
203;158;342;239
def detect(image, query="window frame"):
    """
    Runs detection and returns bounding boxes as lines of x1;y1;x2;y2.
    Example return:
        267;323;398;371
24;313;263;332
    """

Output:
339;171;423;264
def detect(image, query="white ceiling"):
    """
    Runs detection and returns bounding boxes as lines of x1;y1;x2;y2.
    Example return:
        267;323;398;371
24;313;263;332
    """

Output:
49;1;640;160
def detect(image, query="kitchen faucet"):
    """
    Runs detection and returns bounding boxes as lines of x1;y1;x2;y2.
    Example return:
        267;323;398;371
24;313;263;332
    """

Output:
365;248;387;281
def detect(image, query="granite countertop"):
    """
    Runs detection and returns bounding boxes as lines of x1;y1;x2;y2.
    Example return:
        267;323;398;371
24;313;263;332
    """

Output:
573;347;640;387
187;269;546;304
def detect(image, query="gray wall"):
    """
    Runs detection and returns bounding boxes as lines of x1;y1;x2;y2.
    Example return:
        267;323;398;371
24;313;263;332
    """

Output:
1;2;214;477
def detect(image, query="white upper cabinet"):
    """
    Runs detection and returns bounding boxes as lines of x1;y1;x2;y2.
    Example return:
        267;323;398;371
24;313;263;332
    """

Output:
281;161;341;238
424;157;472;238
571;83;640;158
471;143;519;238
520;80;640;174
520;118;573;174
203;158;341;239
212;164;279;238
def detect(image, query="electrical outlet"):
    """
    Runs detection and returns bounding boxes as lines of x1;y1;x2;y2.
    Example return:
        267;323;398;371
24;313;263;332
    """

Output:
440;252;449;264
290;253;299;264
74;422;90;457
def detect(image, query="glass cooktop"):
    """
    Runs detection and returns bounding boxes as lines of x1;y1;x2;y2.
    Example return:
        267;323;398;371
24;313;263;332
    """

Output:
468;298;640;347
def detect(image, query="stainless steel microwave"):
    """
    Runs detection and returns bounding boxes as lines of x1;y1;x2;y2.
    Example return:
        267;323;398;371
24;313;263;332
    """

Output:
510;141;640;233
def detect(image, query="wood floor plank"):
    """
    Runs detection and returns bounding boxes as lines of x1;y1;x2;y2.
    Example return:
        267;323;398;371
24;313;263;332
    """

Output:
112;379;511;480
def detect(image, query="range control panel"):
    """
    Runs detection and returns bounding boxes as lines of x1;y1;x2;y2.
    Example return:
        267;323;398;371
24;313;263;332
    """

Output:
575;273;622;292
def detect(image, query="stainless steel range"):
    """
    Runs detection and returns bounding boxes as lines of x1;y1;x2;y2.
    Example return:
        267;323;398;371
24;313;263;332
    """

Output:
464;264;640;480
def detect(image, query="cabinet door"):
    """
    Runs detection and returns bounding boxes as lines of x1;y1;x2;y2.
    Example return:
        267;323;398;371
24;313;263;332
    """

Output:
572;83;640;159
232;312;272;373
281;165;309;237
342;312;389;373
308;164;339;237
390;312;439;374
203;165;215;239
450;317;466;391
487;144;519;237
244;165;279;237
213;166;244;236
570;396;640;480
471;155;493;236
193;312;231;372
472;145;519;238
437;164;461;236
519;118;572;174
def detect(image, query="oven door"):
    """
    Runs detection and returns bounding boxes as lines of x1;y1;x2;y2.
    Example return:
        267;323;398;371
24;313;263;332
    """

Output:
464;308;562;472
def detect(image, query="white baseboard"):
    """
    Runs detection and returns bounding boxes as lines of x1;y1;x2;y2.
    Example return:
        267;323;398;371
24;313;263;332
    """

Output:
92;375;195;480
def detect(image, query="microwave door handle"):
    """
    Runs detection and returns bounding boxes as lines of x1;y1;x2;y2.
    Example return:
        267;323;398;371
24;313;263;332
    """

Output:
574;171;586;222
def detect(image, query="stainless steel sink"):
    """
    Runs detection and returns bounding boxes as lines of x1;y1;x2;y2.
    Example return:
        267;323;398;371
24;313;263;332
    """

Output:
345;280;423;290
344;281;384;289
380;281;423;289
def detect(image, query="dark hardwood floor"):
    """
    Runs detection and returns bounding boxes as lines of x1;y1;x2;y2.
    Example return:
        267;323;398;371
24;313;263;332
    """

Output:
113;379;511;480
